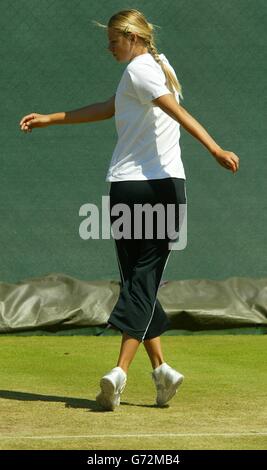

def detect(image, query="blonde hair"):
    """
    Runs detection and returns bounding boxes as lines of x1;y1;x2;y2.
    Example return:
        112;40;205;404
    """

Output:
93;9;183;99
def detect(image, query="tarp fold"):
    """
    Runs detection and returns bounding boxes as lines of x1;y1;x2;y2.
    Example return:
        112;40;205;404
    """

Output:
0;274;266;333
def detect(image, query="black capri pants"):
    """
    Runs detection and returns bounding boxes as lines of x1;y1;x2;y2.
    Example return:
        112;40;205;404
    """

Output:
108;177;187;342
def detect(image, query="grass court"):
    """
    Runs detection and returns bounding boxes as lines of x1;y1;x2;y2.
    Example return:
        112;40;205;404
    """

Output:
0;335;266;450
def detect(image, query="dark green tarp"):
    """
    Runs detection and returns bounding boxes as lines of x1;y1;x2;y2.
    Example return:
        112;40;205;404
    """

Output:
0;273;266;333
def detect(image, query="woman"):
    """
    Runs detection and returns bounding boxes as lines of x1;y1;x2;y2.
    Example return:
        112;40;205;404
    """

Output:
19;9;239;411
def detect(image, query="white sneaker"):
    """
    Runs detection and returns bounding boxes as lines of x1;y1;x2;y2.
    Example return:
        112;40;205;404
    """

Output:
96;366;127;411
152;363;184;407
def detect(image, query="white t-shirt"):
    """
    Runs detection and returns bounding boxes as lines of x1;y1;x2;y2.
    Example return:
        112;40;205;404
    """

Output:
105;52;186;182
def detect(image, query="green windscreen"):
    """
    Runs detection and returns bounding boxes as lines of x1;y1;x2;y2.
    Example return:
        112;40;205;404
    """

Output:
1;0;265;284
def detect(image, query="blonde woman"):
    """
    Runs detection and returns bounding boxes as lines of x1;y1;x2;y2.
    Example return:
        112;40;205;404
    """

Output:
19;9;239;411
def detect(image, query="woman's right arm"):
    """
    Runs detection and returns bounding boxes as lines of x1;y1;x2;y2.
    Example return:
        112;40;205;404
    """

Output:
20;95;115;133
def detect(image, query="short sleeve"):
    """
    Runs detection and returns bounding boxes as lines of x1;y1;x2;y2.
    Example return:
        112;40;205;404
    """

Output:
127;64;171;105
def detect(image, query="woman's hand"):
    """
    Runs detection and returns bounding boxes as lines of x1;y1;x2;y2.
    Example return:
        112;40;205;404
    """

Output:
19;113;51;133
212;149;240;173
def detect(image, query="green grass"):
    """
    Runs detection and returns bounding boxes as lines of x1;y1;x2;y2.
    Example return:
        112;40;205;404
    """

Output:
0;336;266;450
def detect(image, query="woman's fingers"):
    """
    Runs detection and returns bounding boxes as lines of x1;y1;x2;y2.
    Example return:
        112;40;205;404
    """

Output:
229;153;239;173
226;158;236;172
21;120;33;132
20;113;42;132
20;115;33;132
20;116;39;132
20;114;36;126
226;159;237;173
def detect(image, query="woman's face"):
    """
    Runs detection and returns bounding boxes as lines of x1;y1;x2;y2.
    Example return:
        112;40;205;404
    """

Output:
107;28;134;63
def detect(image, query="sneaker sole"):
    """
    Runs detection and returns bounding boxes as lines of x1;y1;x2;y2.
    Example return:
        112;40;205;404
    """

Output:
96;377;117;411
157;375;184;407
96;376;127;411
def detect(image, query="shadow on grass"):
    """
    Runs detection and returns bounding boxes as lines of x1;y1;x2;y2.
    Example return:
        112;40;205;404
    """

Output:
121;401;169;409
0;389;100;412
0;390;158;412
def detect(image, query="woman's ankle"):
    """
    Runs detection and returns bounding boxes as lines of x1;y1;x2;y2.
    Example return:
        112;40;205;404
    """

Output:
152;359;165;370
117;362;129;374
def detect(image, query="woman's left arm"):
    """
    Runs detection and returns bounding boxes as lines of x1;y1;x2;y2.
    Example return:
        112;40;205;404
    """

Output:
153;94;239;173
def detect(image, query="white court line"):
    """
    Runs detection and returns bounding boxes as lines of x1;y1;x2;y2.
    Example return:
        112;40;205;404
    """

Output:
0;432;267;440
